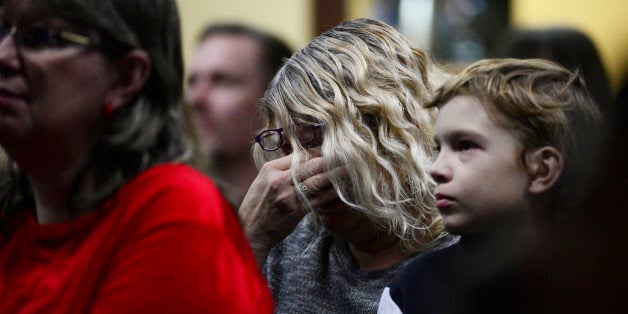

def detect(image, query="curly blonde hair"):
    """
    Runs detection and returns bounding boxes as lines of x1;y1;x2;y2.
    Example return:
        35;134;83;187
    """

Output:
253;18;451;252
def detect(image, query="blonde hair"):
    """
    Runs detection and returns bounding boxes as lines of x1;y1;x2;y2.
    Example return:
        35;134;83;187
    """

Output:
254;18;451;252
428;58;604;218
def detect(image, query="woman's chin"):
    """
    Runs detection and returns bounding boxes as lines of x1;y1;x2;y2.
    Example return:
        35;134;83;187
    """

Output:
319;213;345;235
316;205;361;240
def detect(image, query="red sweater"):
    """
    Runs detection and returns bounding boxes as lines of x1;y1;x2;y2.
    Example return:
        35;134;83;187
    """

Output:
0;163;273;313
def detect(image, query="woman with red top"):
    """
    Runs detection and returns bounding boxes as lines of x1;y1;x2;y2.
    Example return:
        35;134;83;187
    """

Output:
0;0;272;312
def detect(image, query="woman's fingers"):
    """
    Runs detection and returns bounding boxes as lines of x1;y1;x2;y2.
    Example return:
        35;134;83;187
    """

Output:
294;156;325;181
296;161;347;207
307;185;339;209
237;153;347;267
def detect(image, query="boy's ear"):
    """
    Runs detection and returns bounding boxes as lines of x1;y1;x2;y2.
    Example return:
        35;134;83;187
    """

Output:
107;49;152;108
526;146;564;195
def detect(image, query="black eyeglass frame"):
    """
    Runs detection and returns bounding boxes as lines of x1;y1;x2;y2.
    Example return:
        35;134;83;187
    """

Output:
254;123;324;152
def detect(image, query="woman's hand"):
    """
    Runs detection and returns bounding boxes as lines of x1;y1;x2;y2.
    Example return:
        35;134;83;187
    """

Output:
238;154;340;268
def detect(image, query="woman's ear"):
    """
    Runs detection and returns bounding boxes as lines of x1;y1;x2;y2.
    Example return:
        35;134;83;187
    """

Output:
526;146;564;195
107;49;151;108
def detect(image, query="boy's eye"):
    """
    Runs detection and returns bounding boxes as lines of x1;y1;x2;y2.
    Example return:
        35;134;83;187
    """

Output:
456;140;477;151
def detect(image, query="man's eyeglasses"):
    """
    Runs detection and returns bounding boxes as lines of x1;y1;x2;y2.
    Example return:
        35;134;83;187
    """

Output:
254;123;324;152
0;25;93;50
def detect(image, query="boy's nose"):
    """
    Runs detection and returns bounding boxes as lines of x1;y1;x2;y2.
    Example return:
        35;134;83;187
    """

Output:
429;154;451;184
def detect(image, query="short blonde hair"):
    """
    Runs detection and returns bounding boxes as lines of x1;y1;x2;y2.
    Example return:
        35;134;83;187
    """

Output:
254;18;452;252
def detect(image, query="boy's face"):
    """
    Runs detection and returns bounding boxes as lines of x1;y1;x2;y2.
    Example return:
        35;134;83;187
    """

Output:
431;95;531;236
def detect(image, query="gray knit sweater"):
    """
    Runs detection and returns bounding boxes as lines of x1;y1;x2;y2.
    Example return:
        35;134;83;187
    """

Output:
263;214;458;313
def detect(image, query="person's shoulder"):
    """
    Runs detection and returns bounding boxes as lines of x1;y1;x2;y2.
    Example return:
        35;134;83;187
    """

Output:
125;163;224;200
424;232;460;252
133;163;209;187
391;240;462;292
389;241;468;313
402;241;461;278
112;163;234;220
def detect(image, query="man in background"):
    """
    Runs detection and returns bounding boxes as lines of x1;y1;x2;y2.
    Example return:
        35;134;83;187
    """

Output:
186;24;292;207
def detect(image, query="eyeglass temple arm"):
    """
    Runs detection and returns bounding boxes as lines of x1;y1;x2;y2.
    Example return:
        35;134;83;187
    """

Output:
58;30;91;46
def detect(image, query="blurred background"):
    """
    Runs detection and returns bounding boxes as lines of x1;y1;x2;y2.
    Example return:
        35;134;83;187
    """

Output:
176;0;627;96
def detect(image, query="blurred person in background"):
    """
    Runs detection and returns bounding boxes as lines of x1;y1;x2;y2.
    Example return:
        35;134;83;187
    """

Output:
0;0;272;311
496;27;614;118
185;23;292;207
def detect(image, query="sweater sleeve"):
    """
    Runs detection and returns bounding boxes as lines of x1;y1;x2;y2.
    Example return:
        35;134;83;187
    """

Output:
90;165;273;313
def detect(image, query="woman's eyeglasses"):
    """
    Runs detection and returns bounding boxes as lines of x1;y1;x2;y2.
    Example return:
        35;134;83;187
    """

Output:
0;25;93;50
254;123;324;152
